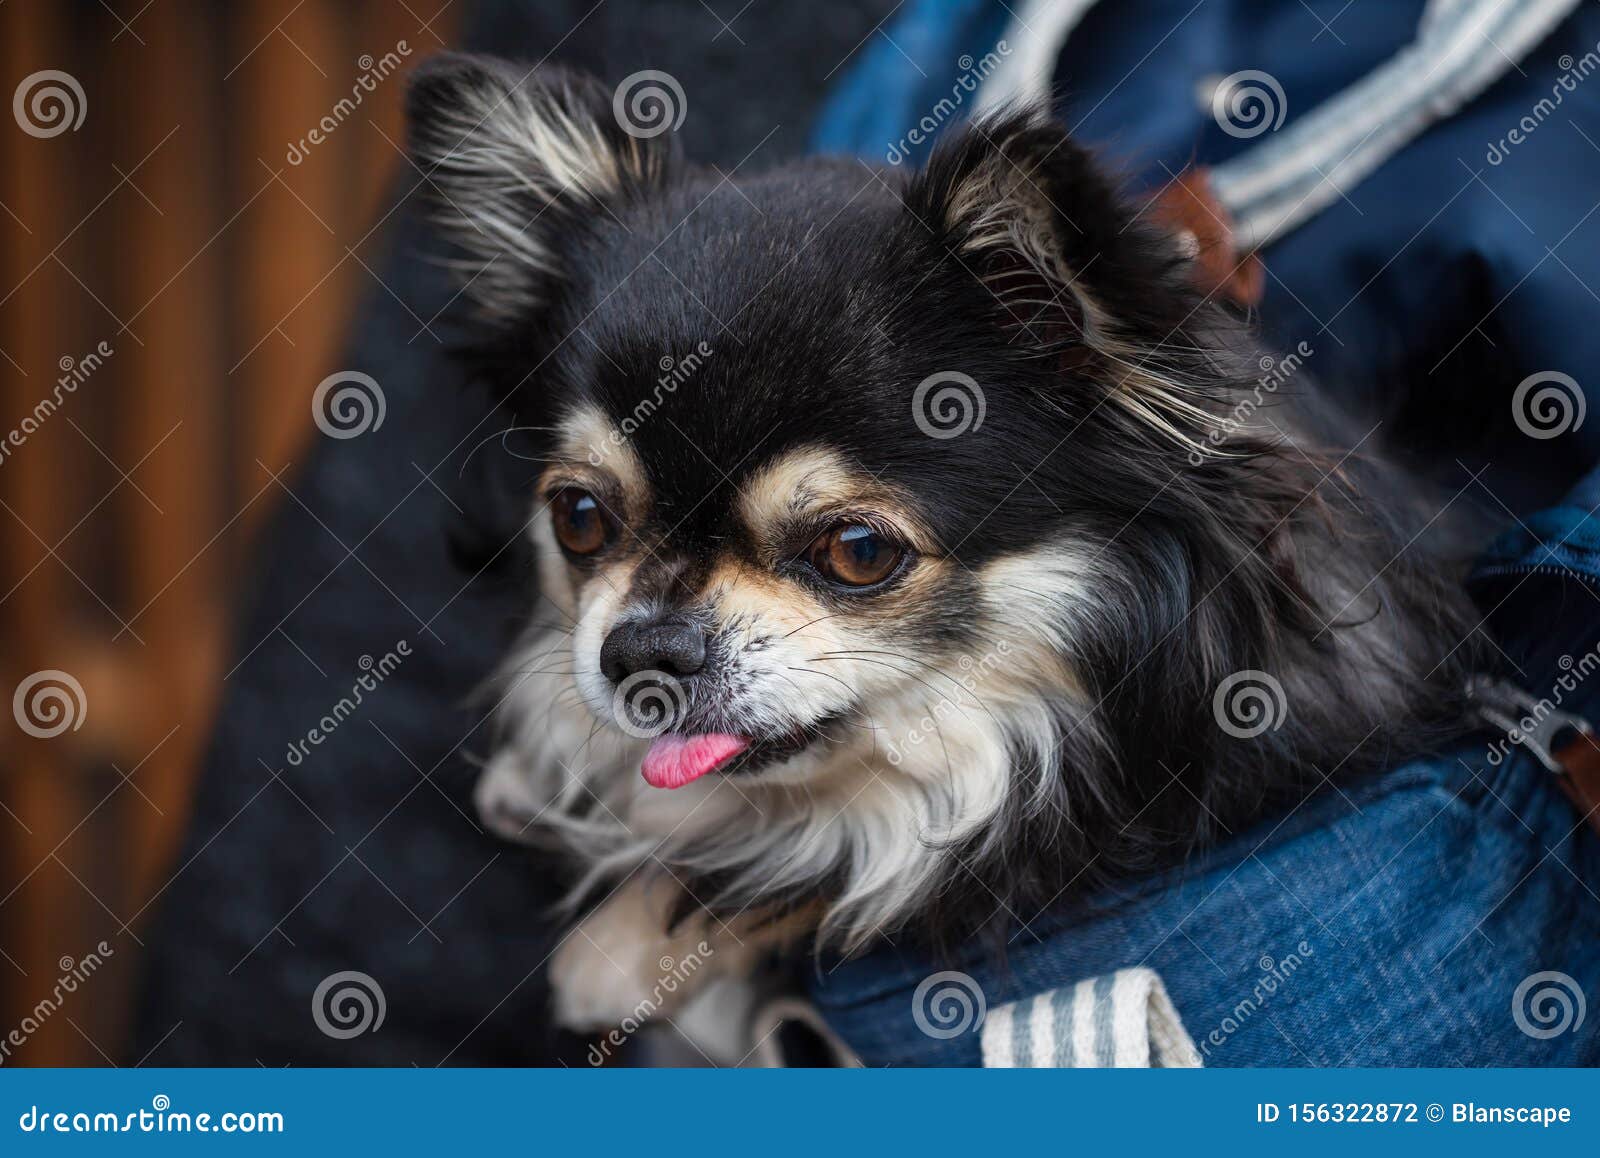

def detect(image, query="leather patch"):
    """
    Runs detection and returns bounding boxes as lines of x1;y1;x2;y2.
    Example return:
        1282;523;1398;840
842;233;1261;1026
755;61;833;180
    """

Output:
1554;731;1600;838
1149;167;1264;308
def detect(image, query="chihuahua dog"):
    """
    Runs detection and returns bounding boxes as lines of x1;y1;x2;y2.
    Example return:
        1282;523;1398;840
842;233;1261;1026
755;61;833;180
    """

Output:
406;54;1481;1037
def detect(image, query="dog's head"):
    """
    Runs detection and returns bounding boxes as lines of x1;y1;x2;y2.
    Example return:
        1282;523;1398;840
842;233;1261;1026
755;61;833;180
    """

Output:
409;55;1475;944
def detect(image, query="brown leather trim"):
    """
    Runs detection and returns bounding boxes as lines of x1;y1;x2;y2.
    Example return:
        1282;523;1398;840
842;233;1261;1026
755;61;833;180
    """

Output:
1553;731;1600;837
1148;167;1264;308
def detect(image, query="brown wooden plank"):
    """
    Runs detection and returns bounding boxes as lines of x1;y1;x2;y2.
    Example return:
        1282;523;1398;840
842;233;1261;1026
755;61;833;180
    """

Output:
109;0;228;928
0;0;95;1065
234;0;351;494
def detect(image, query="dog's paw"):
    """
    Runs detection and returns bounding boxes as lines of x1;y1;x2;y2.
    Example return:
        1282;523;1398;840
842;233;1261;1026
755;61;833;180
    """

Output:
473;753;544;845
547;883;716;1033
549;925;674;1033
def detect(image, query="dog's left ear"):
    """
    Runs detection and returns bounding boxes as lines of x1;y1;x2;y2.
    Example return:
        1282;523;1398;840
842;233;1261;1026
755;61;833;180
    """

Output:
907;111;1245;456
905;110;1193;353
406;53;679;322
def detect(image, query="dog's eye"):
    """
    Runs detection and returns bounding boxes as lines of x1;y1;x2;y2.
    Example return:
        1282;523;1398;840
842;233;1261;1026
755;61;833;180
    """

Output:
805;524;905;589
550;488;614;557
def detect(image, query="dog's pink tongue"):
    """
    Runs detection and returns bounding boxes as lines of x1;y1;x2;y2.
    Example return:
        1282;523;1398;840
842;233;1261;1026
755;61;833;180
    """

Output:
641;733;750;789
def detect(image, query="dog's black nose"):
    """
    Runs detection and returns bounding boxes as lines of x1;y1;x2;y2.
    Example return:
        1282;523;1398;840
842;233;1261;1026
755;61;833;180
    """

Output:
600;618;707;684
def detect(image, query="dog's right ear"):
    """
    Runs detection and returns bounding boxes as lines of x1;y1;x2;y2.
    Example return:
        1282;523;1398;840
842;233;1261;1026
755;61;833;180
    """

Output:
406;54;677;322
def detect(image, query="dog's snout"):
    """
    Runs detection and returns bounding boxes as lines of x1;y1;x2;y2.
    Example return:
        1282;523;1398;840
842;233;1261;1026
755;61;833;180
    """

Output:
600;618;707;684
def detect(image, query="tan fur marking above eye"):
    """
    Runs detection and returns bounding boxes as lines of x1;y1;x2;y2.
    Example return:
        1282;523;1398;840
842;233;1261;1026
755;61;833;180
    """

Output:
546;403;651;517
737;445;933;552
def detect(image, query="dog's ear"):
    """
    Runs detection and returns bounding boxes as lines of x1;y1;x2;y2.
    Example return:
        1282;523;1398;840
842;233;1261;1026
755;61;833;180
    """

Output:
907;110;1240;456
406;53;678;322
906;109;1192;351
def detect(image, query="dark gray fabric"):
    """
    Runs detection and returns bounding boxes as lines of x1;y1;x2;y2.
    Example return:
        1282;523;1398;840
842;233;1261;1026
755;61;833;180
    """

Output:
131;0;896;1065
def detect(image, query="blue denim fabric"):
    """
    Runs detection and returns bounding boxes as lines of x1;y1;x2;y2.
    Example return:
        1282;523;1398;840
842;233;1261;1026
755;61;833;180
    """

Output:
808;468;1600;1066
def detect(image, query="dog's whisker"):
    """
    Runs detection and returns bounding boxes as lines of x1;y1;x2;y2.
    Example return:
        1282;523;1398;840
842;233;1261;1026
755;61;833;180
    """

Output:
780;611;848;639
810;649;1004;727
808;654;993;729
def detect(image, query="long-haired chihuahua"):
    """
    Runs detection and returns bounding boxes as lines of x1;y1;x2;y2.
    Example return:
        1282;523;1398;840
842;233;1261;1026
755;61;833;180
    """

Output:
405;54;1481;1041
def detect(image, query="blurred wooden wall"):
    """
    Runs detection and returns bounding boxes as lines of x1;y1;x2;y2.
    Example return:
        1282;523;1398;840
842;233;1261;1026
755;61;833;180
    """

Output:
0;0;456;1064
